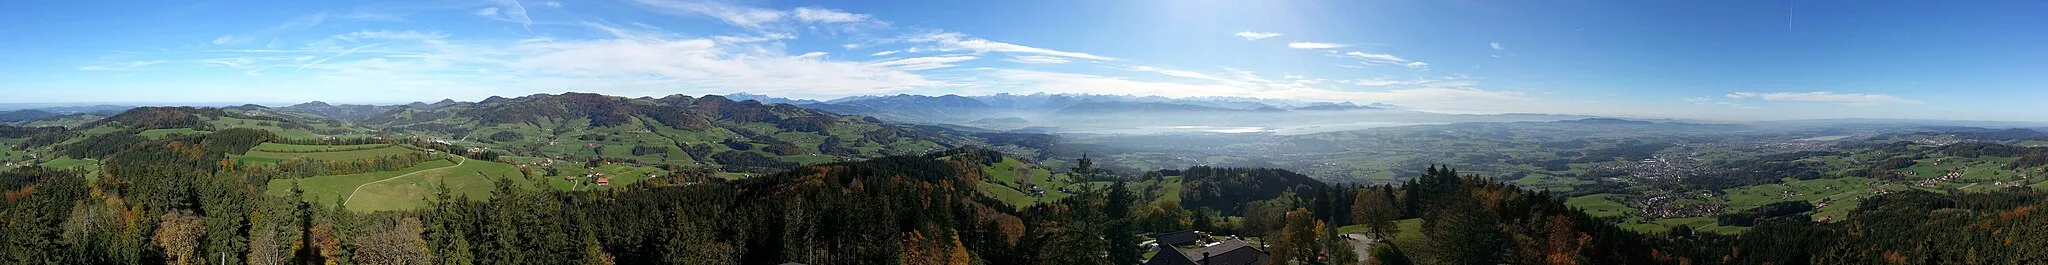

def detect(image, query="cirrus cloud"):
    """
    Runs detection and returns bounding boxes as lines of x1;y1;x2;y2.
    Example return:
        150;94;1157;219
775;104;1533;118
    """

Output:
1288;42;1349;49
1726;91;1921;105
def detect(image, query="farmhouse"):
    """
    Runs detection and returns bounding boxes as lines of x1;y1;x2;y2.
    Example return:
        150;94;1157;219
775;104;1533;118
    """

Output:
1143;238;1269;265
1149;230;1202;247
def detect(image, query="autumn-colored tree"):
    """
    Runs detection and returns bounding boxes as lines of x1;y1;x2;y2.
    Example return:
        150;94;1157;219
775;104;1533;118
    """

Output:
352;217;432;265
246;222;298;265
900;230;944;265
153;211;205;265
993;215;1025;247
309;224;345;265
1273;208;1326;264
1139;199;1192;232
1352;187;1400;240
1543;215;1588;265
947;233;972;265
1242;198;1289;237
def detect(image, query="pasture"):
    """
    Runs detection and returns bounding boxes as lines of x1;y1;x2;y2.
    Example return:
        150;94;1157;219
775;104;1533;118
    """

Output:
240;144;418;163
139;128;204;138
265;159;459;205
250;143;392;152
346;158;526;212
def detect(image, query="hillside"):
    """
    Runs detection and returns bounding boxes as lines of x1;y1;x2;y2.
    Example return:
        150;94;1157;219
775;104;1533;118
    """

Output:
0;110;59;124
280;101;401;122
353;92;969;174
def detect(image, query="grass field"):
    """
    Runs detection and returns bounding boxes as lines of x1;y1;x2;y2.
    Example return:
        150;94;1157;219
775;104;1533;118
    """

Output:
975;157;1077;207
265;159;458;205
549;163;673;191
1721;177;1875;221
1336;218;1425;249
1388;219;1425;254
41;157;95;169
139;128;205;139
1565;194;1631;218
979;182;1038;207
249;143;392;152
0;138;30;170
273;156;673;212
347;158;528;212
241;145;418;163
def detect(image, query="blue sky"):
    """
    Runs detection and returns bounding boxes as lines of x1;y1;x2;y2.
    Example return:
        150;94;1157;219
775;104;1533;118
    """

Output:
2;0;2044;121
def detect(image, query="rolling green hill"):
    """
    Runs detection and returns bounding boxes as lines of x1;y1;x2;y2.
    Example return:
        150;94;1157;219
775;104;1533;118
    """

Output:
356;92;968;174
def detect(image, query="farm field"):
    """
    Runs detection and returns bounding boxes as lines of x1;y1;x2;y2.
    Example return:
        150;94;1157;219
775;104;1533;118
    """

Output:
250;143;392;152
240;144;418;163
139;128;204;138
1565;194;1630;218
0;138;30;170
976;157;1076;206
265;159;458;205
548;163;674;191
346;158;527;212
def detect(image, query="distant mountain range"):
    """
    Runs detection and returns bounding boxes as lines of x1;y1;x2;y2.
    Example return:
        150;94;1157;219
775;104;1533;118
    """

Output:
0;92;1589;134
36;92;2042;136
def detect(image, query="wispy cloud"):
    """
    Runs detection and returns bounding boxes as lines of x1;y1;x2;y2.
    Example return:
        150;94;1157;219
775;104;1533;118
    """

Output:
1352;76;1473;88
1490;42;1504;51
475;0;532;27
793;7;870;23
1727;91;1921;105
1288;42;1349;49
1336;51;1427;70
981;68;1534;112
868;55;977;70
1007;55;1069;64
79;60;166;71
1234;31;1282;40
869;50;900;56
335;30;449;42
544;1;562;8
711;33;796;44
1353;78;1428;86
1344;51;1406;63
1688;97;1758;109
212;12;331;45
631;0;786;28
905;31;1113;60
632;0;880;30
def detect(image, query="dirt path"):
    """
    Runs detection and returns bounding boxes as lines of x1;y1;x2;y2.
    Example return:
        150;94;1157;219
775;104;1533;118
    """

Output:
1343;233;1377;264
342;157;465;207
